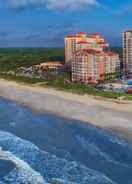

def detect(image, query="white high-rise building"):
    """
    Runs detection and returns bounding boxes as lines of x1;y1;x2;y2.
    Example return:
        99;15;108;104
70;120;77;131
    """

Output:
123;30;132;74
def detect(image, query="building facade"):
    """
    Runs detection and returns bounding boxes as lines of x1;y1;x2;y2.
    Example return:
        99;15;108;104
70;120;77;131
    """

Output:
33;62;63;73
123;30;132;75
65;32;108;63
72;49;120;84
65;32;120;84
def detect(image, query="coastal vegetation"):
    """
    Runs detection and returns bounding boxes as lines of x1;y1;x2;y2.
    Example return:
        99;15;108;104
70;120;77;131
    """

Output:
0;47;130;101
0;47;120;72
0;48;64;71
0;71;132;101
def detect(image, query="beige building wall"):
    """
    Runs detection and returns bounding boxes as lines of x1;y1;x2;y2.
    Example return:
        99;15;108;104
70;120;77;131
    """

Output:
105;54;120;74
123;31;132;74
72;52;94;83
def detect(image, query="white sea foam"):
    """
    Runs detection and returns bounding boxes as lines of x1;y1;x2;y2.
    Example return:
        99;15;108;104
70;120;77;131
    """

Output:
0;148;46;184
0;131;117;184
109;135;129;146
95;128;129;147
75;133;132;170
76;135;111;160
9;122;16;127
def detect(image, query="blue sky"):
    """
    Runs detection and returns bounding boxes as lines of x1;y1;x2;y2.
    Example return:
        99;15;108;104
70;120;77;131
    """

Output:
0;0;131;47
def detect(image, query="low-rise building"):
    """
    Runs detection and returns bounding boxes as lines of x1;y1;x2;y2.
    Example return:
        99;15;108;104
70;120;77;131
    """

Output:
33;62;63;73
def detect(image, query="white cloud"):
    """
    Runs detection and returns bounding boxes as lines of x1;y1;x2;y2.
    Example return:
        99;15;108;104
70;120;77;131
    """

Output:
46;0;99;10
4;0;99;11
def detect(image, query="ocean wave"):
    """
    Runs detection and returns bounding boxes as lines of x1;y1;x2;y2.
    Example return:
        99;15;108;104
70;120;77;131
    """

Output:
0;131;117;184
75;134;132;172
76;135;111;160
75;123;132;168
0;148;46;184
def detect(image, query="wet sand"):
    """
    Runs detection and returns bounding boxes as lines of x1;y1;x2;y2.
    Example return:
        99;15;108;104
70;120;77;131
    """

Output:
0;79;132;141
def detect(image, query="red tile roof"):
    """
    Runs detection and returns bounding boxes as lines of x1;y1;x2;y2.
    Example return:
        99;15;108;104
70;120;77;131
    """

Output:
104;51;117;56
77;41;90;44
97;41;105;44
77;32;86;35
66;35;79;38
75;49;102;55
66;32;86;38
92;33;100;36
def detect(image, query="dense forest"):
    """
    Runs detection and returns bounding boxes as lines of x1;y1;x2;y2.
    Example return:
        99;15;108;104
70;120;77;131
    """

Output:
0;47;121;71
0;48;64;71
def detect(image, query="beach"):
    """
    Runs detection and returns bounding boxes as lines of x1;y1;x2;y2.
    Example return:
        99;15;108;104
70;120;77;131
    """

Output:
0;79;132;141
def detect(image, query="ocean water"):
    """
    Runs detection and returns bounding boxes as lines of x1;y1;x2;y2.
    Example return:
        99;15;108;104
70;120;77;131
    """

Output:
0;98;132;183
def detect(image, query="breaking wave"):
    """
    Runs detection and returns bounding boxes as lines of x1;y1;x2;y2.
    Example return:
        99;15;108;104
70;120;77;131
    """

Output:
0;131;117;184
0;148;45;184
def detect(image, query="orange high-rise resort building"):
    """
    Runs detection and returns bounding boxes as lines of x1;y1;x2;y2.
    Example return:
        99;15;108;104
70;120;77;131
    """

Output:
65;32;120;84
65;32;109;63
72;49;120;84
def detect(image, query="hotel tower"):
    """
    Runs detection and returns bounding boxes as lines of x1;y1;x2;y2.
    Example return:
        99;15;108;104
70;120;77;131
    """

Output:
65;32;120;84
65;32;108;63
123;30;132;75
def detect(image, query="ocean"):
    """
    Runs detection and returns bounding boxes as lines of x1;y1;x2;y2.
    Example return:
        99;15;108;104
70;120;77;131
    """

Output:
0;98;132;184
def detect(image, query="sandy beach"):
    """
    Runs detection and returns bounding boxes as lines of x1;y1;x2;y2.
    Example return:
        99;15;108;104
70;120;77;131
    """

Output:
0;79;132;141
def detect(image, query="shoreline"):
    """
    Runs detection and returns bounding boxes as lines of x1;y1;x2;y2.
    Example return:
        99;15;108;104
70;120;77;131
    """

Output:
0;79;132;141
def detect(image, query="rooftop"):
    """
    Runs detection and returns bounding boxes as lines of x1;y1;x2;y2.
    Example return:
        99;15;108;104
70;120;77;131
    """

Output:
34;61;63;67
75;49;102;55
76;32;86;35
75;49;117;57
65;32;102;39
124;30;132;33
77;41;90;44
